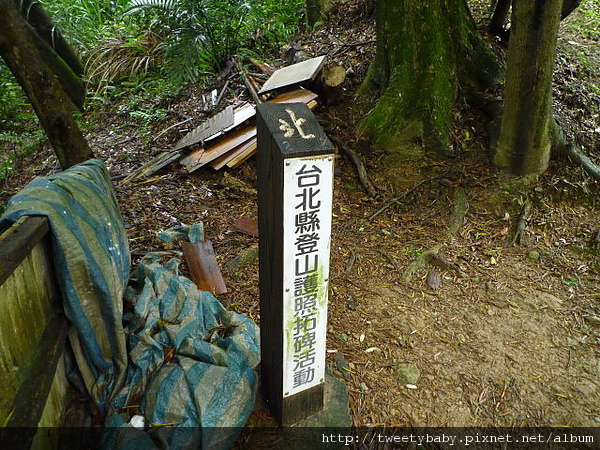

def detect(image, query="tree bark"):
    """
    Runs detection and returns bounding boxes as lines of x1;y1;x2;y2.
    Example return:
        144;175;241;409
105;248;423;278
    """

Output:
18;0;86;110
490;0;581;40
18;0;84;77
489;0;511;39
493;0;563;175
0;0;93;169
359;0;501;154
306;0;333;28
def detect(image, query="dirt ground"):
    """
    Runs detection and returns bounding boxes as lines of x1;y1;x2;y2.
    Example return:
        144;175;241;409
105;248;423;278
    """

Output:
1;0;599;432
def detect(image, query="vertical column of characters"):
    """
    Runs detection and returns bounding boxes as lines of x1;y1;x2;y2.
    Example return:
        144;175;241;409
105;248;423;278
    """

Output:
291;163;322;390
282;155;333;398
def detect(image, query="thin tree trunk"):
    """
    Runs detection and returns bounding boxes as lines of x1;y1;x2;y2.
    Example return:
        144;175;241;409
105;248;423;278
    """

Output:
493;0;563;175
18;0;84;77
561;0;581;19
306;0;328;28
489;0;511;38
490;0;580;39
18;0;86;109
0;0;93;169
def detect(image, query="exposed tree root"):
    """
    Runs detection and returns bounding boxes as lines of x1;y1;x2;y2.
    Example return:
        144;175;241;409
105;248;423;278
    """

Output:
448;187;469;239
223;244;258;273
512;199;532;246
568;145;600;181
369;174;444;220
332;137;378;198
402;244;465;282
403;186;469;283
402;244;443;281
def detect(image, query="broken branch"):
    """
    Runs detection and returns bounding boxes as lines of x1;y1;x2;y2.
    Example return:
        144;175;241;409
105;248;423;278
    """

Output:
234;57;262;104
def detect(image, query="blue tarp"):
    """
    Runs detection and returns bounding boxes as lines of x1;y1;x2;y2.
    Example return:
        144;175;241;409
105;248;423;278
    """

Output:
0;160;260;448
0;159;130;412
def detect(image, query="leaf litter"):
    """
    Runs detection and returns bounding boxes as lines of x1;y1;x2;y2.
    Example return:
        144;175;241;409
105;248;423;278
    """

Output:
0;0;599;433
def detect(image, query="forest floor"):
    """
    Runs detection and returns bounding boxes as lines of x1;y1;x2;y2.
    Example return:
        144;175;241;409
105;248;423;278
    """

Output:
1;0;599;434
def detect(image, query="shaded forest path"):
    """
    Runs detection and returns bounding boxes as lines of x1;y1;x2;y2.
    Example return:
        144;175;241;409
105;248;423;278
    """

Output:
1;0;599;430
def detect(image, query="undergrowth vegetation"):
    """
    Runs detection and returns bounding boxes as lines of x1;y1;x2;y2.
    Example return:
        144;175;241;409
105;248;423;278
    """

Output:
1;0;598;186
571;0;600;41
0;0;304;184
42;0;305;88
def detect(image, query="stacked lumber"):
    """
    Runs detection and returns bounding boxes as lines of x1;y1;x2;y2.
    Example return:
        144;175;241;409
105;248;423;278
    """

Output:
121;56;330;184
180;89;319;172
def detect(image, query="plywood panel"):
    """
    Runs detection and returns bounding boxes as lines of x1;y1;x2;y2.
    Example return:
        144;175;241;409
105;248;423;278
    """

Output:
258;56;326;94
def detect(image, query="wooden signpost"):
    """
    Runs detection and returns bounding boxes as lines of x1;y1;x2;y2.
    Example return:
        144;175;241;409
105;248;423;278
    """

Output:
257;103;334;425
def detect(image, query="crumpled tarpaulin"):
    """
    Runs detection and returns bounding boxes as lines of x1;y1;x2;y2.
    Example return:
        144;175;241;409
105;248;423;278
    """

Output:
0;159;130;413
0;160;260;448
102;251;260;449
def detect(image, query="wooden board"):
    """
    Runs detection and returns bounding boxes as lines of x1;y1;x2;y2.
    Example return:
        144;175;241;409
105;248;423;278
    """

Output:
232;217;259;237
258;56;326;94
210;138;257;170
180;126;256;173
172;106;234;151
225;140;258;169
182;91;319;172
172;103;256;152
181;240;227;295
0;216;49;286
226;98;319;169
0;214;71;441
268;88;319;105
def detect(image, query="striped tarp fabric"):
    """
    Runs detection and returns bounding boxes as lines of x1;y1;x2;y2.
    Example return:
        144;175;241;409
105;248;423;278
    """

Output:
102;253;260;449
1;160;260;445
0;159;130;413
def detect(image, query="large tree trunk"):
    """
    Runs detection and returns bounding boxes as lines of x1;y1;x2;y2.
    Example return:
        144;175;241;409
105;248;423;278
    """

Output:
492;0;563;175
0;0;93;169
359;0;501;154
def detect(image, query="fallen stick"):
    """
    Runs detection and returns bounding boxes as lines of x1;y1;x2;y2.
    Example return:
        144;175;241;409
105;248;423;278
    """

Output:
154;117;193;142
331;137;378;198
234;58;262;105
215;79;230;108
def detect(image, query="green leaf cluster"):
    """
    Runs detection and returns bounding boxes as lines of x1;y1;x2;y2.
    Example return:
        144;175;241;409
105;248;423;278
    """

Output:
39;0;304;89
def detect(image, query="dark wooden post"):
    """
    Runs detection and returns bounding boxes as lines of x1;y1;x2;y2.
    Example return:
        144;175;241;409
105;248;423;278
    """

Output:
257;103;334;426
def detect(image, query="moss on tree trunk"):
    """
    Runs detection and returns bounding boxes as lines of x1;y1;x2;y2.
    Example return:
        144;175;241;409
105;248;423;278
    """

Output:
306;0;334;28
0;0;93;169
493;0;563;175
359;0;501;155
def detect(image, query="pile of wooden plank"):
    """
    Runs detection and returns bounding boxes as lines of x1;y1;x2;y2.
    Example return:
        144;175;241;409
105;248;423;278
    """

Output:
180;88;319;172
121;56;328;184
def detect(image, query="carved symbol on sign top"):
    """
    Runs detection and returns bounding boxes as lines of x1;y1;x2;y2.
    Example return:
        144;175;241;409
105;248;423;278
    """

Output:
279;108;316;139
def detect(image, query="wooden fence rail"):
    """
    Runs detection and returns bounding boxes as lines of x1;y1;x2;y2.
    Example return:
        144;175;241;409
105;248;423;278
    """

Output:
0;215;70;448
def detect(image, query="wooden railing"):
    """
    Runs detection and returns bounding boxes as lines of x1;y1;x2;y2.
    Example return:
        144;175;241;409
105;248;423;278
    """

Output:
0;216;70;447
